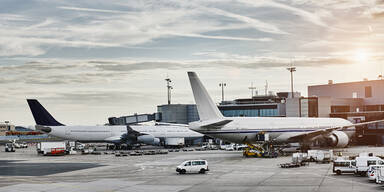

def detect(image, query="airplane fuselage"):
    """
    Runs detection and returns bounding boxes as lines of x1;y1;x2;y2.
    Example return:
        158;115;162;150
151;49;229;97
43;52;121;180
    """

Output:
43;125;203;143
189;117;354;144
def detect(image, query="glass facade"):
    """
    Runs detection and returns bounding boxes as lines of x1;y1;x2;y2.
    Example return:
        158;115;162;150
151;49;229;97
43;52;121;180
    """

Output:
187;105;200;122
220;108;278;117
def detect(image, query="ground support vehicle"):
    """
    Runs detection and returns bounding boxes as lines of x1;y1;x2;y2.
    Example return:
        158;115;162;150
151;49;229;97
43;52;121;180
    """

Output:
243;143;278;158
36;142;66;156
355;156;384;176
5;143;15;152
333;159;356;175
176;160;209;174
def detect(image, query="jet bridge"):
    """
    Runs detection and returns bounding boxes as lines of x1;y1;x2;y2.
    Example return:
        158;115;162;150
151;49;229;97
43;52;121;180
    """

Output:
108;113;160;125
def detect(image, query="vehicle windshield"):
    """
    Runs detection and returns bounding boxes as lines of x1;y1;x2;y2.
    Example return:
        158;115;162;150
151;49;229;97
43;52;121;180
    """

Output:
334;161;350;167
368;160;377;166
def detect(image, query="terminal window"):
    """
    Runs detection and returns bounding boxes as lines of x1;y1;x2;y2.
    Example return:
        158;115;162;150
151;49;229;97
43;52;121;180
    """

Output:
365;86;372;98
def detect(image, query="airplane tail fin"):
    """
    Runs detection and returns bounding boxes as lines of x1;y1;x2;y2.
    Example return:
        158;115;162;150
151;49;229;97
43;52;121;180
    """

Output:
27;99;64;126
188;72;224;121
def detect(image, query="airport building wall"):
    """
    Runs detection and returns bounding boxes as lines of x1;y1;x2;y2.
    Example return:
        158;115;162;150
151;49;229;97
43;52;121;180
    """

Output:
285;97;331;117
0;122;15;136
309;79;384;106
309;79;384;145
218;95;287;117
157;95;288;124
157;104;199;124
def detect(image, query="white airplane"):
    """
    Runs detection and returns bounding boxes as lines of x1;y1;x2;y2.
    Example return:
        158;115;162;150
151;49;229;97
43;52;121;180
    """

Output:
27;99;203;146
187;72;384;147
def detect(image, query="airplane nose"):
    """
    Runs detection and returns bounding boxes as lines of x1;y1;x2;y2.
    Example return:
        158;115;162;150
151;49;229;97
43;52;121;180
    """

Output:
36;125;51;133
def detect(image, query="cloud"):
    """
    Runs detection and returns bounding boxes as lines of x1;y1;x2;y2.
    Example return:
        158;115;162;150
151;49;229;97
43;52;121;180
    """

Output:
372;11;384;18
0;55;355;89
0;14;31;22
93;61;185;72
167;32;273;41
170;0;287;34
237;0;327;27
0;1;281;57
204;56;353;69
44;91;155;104
57;6;132;14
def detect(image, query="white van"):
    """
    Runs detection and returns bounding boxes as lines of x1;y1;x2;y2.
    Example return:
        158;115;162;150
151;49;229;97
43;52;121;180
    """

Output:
376;167;384;184
176;160;209;174
355;156;384;176
333;159;356;175
367;165;384;182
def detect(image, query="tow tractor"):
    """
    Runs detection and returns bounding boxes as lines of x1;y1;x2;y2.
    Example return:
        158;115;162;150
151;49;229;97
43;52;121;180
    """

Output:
5;143;15;152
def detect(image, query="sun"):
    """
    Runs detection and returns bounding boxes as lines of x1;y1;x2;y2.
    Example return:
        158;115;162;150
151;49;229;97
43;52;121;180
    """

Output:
354;49;369;64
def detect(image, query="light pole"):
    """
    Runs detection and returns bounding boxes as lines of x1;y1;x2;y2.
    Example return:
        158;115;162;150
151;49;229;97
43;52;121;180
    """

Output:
219;82;226;103
165;77;172;105
286;67;296;98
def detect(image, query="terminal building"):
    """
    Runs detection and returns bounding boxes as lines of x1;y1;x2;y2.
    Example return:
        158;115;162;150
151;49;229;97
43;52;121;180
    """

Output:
156;92;297;124
308;79;384;145
218;93;290;117
0;122;15;136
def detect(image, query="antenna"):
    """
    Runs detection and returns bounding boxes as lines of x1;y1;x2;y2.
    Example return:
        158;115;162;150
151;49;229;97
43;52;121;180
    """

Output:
264;80;268;95
248;82;257;98
165;76;172;105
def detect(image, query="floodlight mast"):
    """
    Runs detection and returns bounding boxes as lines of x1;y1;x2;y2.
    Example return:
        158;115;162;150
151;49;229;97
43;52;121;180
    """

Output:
287;67;296;98
219;82;226;103
165;77;172;104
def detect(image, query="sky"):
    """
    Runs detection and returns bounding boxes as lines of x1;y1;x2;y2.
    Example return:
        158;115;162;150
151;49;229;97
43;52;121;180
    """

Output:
1;0;384;126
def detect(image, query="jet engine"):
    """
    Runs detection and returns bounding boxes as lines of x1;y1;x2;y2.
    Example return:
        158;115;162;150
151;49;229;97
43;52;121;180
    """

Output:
137;135;160;145
326;131;349;148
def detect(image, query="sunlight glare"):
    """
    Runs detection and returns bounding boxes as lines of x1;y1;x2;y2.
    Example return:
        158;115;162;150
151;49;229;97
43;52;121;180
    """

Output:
354;49;369;64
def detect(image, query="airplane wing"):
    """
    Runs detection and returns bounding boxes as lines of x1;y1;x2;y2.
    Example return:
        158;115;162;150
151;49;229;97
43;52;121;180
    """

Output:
200;119;233;129
287;119;384;142
104;126;147;143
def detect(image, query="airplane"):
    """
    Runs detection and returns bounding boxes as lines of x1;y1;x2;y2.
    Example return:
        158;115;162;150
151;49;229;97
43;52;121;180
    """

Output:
27;99;203;147
187;71;384;148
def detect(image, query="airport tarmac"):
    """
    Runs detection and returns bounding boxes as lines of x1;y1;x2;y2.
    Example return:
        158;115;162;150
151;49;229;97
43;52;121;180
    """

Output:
1;145;384;192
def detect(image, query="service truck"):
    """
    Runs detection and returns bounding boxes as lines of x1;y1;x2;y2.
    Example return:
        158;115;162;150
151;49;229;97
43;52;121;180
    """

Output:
367;165;384;182
37;142;66;156
5;143;15;152
308;150;333;163
165;138;184;148
333;159;356;175
355;156;384;176
376;167;384;184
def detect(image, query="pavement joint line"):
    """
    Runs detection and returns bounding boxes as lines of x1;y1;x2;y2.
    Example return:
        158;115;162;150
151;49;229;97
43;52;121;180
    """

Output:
311;173;374;188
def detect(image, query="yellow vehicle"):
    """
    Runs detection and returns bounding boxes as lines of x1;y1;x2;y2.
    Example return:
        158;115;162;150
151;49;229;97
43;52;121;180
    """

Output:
243;143;278;158
243;143;264;157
